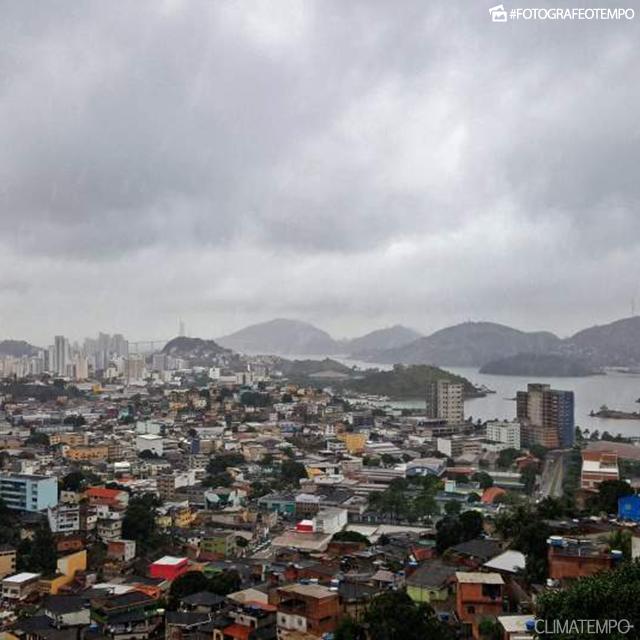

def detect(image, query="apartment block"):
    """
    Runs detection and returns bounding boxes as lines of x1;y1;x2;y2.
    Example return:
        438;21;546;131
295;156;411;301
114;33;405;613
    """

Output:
0;473;58;512
426;380;464;424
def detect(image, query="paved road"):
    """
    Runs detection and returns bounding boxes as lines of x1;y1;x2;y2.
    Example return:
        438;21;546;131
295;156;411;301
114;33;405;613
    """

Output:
539;450;568;498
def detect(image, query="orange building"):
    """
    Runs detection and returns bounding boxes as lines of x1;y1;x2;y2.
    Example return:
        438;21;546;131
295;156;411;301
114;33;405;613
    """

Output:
85;487;129;510
455;572;504;639
64;445;109;461
547;537;616;581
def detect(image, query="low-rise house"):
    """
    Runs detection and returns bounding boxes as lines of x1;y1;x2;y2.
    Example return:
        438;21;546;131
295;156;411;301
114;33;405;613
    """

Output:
547;536;618;581
91;590;163;640
179;591;226;613
107;539;137;563
275;583;340;639
498;615;535;639
455;572;505;640
581;450;619;491
200;531;237;560
85;487;129;510
149;556;190;582
0;546;17;579
42;595;91;627
406;560;456;604
1;572;41;601
447;539;502;568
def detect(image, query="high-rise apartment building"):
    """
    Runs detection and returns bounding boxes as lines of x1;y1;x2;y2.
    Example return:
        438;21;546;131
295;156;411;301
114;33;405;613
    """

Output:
517;383;574;449
426;379;464;424
54;335;70;377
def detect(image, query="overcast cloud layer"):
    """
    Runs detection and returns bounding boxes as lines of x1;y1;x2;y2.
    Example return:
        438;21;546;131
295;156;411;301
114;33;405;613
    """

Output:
0;0;639;345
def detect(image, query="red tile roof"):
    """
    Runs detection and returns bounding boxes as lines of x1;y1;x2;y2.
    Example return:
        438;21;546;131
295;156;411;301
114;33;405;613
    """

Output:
86;487;125;499
481;487;506;504
223;623;251;640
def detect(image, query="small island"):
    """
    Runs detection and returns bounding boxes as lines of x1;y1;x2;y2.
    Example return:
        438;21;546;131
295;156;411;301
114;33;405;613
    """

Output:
342;364;481;400
590;405;640;420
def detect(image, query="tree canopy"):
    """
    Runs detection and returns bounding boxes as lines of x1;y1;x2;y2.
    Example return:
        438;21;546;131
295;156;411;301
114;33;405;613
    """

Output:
362;591;454;640
537;560;640;639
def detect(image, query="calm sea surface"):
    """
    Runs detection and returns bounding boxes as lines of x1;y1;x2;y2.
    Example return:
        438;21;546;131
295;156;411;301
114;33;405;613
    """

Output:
328;357;640;438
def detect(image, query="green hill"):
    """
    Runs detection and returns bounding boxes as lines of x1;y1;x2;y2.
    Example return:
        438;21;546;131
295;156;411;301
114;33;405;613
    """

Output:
343;364;478;399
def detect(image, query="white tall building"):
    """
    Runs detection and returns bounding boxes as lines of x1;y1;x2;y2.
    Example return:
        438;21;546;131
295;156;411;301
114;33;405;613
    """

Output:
486;420;521;450
73;354;89;380
54;335;69;377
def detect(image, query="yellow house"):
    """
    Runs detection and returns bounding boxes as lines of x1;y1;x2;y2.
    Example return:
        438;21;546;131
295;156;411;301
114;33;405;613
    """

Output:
39;550;87;595
0;548;17;579
64;445;109;461
406;562;455;605
172;507;196;528
156;513;172;530
50;433;88;447
338;433;366;454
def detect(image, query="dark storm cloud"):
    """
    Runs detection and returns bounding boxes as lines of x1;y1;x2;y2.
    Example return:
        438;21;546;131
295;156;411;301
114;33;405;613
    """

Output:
0;0;638;342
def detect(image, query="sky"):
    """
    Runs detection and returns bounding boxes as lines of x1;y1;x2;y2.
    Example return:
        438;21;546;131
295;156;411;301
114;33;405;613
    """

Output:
0;0;639;345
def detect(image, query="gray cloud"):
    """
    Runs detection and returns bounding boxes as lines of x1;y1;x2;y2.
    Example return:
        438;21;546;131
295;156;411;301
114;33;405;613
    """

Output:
0;0;638;344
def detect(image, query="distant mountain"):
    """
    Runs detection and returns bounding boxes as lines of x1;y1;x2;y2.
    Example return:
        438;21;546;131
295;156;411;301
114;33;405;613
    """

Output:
217;319;340;355
0;340;40;357
275;358;353;382
365;322;561;367
345;325;422;357
565;316;640;366
480;353;597;377
162;336;232;365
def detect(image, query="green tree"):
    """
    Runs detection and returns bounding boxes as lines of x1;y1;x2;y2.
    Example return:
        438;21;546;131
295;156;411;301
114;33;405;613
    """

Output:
472;471;494;490
20;523;57;576
25;432;50;447
520;466;537;495
61;470;87;492
512;519;552;584
169;571;210;608
206;452;246;475
208;569;241;595
331;531;370;546
592;479;634;514
478;617;502;640
497;448;521;470
436;515;463;554
334;615;363;640
537;560;640;639
203;471;233;488
460;510;484;540
444;500;462;516
363;591;454;640
529;444;548;460
122;494;159;548
609;529;632;561
280;459;307;484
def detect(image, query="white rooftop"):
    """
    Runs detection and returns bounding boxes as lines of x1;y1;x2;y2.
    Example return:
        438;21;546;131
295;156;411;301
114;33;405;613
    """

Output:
483;550;526;574
498;615;535;633
152;555;187;565
456;572;504;585
3;572;41;584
